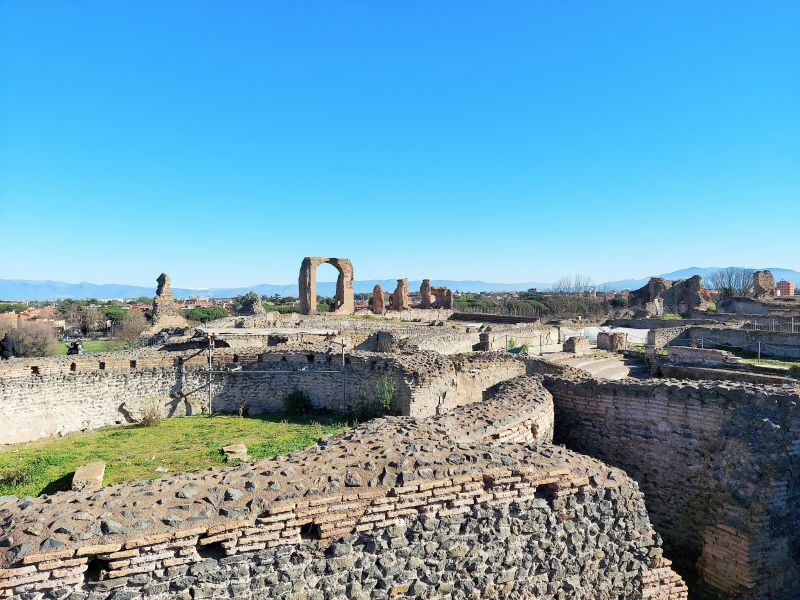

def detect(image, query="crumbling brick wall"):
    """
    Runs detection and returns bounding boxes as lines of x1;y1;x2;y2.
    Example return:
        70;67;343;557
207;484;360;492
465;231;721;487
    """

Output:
543;375;800;599
0;377;686;599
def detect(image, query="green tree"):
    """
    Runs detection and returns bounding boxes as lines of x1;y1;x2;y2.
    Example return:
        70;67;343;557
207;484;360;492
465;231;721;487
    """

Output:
101;306;126;323
0;303;27;314
183;306;229;322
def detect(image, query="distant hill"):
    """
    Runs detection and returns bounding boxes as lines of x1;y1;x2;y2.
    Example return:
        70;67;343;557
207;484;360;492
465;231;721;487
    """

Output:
1;267;797;300
0;278;552;301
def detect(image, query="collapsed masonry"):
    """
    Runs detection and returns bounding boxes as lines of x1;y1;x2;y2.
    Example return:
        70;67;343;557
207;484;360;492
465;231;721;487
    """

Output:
371;284;385;314
0;376;686;600
420;279;453;310
628;275;713;315
389;278;410;311
149;273;189;330
752;270;776;300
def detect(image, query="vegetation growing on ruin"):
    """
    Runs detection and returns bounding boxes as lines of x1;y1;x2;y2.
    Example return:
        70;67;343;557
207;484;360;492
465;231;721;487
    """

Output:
284;389;313;415
0;413;349;498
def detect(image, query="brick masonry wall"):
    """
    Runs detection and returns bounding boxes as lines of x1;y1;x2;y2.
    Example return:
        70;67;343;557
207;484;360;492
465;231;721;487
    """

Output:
0;350;525;445
543;375;800;599
0;376;686;599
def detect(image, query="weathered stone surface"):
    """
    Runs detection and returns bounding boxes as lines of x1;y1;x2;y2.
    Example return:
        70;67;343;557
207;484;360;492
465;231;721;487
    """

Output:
371;285;385;315
563;336;590;355
753;270;775;300
596;331;626;352
419;279;432;309
221;444;248;463
544;375;800;599
71;462;105;493
150;273;189;329
298;257;354;315
419;279;453;310
389;279;410;311
430;286;453;309
629;275;712;314
0;375;685;599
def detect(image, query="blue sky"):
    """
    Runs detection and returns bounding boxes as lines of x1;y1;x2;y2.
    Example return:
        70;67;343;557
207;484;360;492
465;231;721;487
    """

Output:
1;1;798;288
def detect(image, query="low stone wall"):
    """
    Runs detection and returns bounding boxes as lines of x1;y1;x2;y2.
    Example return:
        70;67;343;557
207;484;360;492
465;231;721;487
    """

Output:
653;363;798;385
664;345;743;366
608;318;722;329
685;326;800;359
543;375;800;599
0;350;525;445
0;377;686;599
646;326;693;349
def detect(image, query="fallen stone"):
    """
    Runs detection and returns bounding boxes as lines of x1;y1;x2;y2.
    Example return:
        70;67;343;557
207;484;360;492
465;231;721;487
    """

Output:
71;461;106;493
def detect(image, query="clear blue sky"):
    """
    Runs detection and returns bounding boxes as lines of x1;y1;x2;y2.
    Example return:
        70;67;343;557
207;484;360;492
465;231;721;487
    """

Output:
1;1;798;288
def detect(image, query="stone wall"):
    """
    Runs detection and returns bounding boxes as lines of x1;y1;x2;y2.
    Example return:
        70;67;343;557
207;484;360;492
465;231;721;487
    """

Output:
684;326;800;359
646;326;693;349
0;376;686;599
543;375;800;598
0;350;525;445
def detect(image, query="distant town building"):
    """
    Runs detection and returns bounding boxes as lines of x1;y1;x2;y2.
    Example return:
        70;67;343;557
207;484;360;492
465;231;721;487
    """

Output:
776;280;796;297
182;297;213;308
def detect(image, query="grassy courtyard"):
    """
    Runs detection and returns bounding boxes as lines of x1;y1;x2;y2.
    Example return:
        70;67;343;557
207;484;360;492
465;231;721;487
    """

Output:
54;339;131;355
0;413;350;498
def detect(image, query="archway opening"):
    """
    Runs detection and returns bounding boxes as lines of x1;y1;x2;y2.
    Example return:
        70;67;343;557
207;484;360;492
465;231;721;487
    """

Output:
315;262;341;314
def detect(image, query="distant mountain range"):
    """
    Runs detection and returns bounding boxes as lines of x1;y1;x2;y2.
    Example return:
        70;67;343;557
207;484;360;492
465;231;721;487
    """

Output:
0;267;798;300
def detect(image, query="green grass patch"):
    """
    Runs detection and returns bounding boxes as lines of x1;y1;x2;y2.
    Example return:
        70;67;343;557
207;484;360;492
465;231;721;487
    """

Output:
704;343;800;369
0;413;349;498
55;339;131;355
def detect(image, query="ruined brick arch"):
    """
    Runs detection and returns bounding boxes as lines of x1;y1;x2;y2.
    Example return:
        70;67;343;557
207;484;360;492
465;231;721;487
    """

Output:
298;257;355;315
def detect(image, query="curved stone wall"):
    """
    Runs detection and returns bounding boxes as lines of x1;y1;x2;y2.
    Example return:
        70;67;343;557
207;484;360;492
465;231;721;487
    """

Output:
0;376;686;599
543;375;800;599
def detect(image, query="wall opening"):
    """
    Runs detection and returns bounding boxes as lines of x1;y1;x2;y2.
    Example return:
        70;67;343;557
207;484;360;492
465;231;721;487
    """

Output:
314;262;341;315
534;483;557;509
30;366;40;375
130;360;137;369
70;362;77;372
197;540;226;561
84;558;110;583
98;362;106;370
300;522;321;540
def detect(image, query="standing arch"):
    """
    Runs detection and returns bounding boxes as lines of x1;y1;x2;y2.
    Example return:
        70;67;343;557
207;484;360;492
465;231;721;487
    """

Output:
298;257;355;315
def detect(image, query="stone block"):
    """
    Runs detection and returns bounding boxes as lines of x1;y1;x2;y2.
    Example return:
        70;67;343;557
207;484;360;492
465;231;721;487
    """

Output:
71;462;106;493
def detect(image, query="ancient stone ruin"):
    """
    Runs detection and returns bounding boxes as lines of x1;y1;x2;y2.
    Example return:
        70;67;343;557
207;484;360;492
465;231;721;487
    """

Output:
150;273;188;329
371;284;385;314
3;256;800;599
753;269;776;299
389;278;410;311
629;275;712;314
0;370;687;599
420;279;453;310
298;257;354;315
563;335;590;355
419;279;432;309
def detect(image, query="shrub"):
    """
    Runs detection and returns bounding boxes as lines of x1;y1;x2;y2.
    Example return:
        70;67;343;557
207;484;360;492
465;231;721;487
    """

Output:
351;376;396;421
284;389;312;416
376;375;396;413
140;401;162;427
